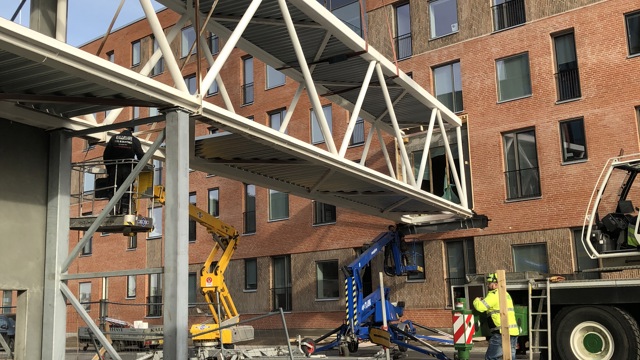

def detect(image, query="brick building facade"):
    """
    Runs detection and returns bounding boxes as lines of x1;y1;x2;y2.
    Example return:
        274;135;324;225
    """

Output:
66;0;640;334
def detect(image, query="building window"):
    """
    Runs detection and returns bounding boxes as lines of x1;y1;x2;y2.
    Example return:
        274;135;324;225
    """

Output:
153;160;163;185
128;234;137;250
207;78;219;96
272;255;292;311
626;11;640;56
313;201;336;225
127;275;136;299
269;108;287;133
560;118;587;163
430;0;458;39
492;0;526;31
81;234;92;256
269;189;289;221
412;146;461;203
131;40;141;67
184;74;197;95
322;0;364;36
2;291;12;314
148;207;163;238
188;272;197;306
316;260;339;300
446;239;481;307
266;65;286;89
554;32;581;101
504;129;540;200
349;117;365;146
242;56;254;105
107;50;115;62
311;105;333;144
209;33;219;54
189;192;197;242
83;171;96;194
152;37;164;76
208;188;219;217
395;3;412;60
513;243;548;273
244;184;257;234
433;61;463;113
181;26;196;58
245;258;257;291
133;106;140;119
406;242;425;281
147;274;162;317
150;107;160;117
496;52;531;102
79;282;91;311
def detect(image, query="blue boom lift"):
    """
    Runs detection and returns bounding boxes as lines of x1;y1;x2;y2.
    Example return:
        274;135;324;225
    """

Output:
313;227;453;359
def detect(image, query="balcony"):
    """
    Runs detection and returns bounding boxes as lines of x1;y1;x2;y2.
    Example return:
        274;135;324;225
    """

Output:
492;0;526;31
505;166;541;200
555;68;581;101
242;82;254;105
395;33;412;60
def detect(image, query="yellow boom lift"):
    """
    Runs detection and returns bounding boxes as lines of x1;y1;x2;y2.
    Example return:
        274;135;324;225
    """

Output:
153;185;254;347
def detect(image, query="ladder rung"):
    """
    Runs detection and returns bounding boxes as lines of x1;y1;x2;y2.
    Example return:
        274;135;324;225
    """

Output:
530;312;548;315
531;346;549;349
530;295;547;298
530;329;548;332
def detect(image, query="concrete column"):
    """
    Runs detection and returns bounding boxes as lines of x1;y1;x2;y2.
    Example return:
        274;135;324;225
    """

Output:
163;109;190;359
42;130;72;359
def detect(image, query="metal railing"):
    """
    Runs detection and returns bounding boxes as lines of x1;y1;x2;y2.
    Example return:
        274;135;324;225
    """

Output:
492;0;526;31
555;68;581;101
395;33;412;60
505;166;541;200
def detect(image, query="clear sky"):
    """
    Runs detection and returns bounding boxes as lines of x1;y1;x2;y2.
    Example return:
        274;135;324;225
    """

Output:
1;0;164;47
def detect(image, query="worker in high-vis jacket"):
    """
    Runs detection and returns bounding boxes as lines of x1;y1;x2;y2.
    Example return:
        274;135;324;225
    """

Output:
473;273;519;360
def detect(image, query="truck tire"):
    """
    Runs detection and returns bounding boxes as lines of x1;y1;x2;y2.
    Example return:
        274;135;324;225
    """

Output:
552;305;640;360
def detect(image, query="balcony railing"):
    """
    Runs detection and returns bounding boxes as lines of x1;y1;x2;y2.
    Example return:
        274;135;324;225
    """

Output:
271;286;292;312
492;0;526;31
243;210;256;234
242;82;254;105
147;295;162;317
505;166;541;200
395;33;412;60
555;68;581;101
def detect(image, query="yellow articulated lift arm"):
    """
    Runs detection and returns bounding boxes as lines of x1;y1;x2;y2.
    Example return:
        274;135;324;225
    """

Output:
153;186;254;346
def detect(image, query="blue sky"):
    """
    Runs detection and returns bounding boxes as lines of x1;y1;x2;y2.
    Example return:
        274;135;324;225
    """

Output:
1;0;164;47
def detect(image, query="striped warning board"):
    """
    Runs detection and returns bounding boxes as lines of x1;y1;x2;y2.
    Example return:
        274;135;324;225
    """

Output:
452;313;475;345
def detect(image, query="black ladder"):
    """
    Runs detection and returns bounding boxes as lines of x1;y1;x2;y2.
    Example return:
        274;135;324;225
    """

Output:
528;279;551;360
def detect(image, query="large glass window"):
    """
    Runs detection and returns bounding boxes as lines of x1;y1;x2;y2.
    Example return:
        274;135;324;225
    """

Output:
2;291;11;314
626;11;640;56
492;0;526;31
207;78;219;96
269;189;289;221
243;56;254;105
311;105;333;144
560;118;587;163
395;3;412;60
554;32;581;101
147;274;162;317
313;201;336;225
131;40;141;67
209;33;220;55
446;239;481;308
127;275;136;299
244;184;257;234
148;207;163;238
181;26;196;58
151;37;164;76
269;109;287;133
503;129;540;200
189;192;197;242
513;243;549;273
316;260;340;299
79;282;92;311
81;234;92;256
188;272;197;305
496;53;532;102
266;65;286;89
350;117;365;146
208;188;219;217
272;255;292;311
128;234;137;250
406;242;425;281
245;258;257;290
433;61;463;113
184;74;197;95
430;0;458;38
322;0;365;36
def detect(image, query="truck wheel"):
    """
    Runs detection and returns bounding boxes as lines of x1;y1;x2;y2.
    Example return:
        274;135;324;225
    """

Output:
347;340;358;353
552;306;640;360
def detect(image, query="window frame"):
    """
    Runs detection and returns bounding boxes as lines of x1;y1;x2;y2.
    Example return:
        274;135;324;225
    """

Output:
151;37;164;76
181;26;196;58
626;10;640;56
269;108;287;133
184;74;197;95
349;117;365;146
316;259;340;300
208;188;220;217
433;61;463;113
559;118;587;164
266;65;286;89
503;128;541;200
209;33;220;55
127;275;136;299
244;184;257;234
313;201;337;225
245;258;258;291
189;192;197;242
131;40;141;67
81;234;93;256
512;243;549;273
395;2;412;60
496;52;532;102
147;207;163;239
310;104;333;145
242;56;254;105
268;189;289;221
429;0;459;39
79;282;92;311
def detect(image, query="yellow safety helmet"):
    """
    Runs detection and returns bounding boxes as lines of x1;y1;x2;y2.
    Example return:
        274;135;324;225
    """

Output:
486;273;498;283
